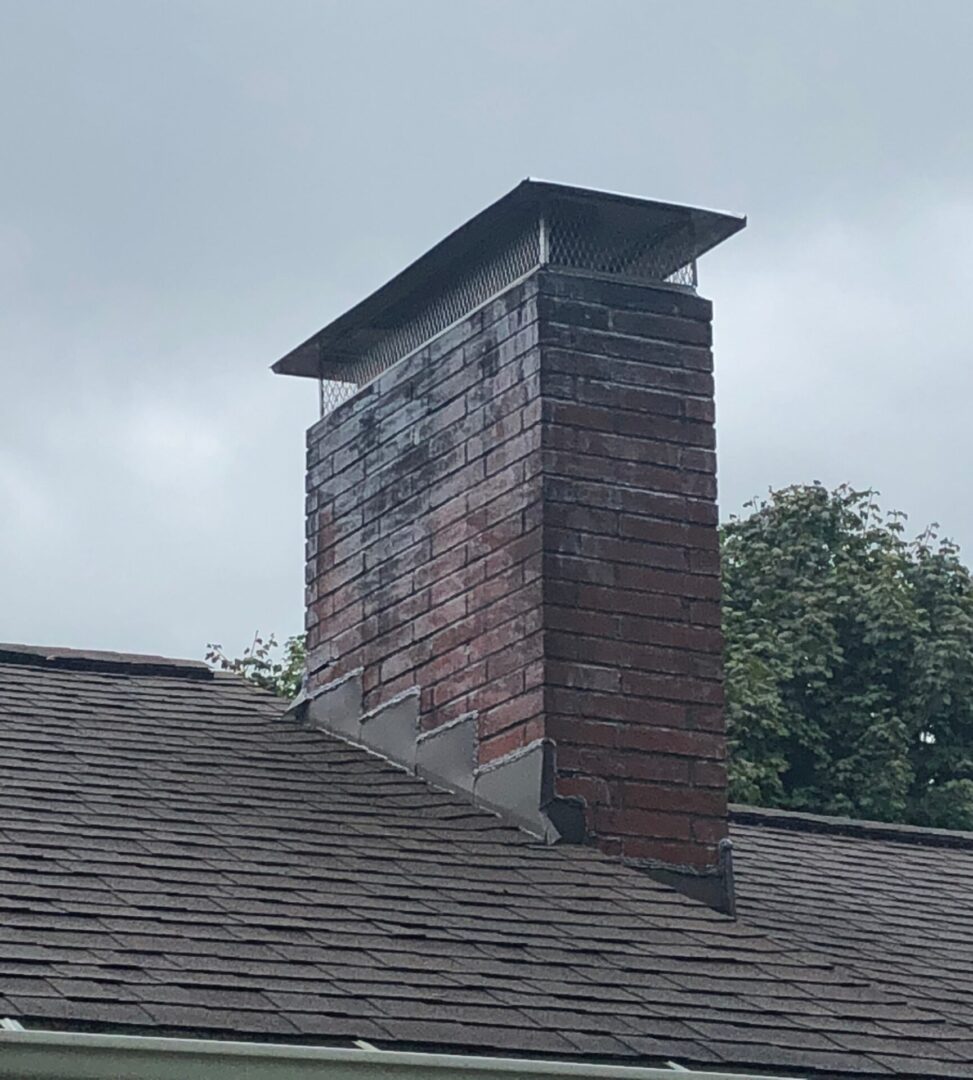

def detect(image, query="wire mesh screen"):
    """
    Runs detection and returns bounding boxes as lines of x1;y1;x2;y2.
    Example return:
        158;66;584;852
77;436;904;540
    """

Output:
319;379;358;415
548;207;698;289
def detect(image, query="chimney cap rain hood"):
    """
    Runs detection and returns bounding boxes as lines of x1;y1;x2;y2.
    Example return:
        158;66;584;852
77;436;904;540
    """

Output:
272;179;746;383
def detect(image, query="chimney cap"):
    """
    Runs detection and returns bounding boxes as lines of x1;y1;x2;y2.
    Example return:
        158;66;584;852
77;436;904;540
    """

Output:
273;179;746;380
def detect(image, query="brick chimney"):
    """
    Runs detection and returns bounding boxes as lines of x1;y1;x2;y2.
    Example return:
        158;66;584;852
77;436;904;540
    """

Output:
275;181;745;909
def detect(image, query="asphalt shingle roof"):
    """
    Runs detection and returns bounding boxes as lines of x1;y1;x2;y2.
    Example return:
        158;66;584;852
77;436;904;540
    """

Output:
1;645;972;1078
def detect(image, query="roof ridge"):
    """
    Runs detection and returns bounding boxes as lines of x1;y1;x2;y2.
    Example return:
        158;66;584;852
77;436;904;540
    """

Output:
730;801;973;849
0;642;213;680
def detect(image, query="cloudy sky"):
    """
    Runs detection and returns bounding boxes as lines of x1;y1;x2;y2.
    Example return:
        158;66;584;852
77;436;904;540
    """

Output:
1;0;971;660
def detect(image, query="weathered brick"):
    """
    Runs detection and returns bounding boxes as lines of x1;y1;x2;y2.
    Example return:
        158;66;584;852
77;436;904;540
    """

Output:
478;716;545;764
544;348;714;397
478;688;546;739
539;271;713;322
619;836;714;867
432;660;488;708
692;760;729;788
624;726;725;760
594;808;692;842
619;783;726;818
546;716;620;749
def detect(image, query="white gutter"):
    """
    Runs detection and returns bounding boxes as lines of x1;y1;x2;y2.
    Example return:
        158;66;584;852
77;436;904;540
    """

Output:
0;1027;802;1080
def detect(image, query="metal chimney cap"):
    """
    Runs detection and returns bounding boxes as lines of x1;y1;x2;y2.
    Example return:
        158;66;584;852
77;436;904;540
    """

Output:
273;179;746;381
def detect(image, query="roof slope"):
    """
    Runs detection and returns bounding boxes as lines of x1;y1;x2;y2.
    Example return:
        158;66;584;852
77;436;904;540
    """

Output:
0;648;971;1078
733;807;973;1074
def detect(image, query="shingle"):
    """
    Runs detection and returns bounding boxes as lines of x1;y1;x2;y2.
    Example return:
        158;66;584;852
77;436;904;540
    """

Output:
138;1003;301;1035
562;1032;638;1057
864;1060;973;1079
375;1017;577;1054
704;1040;895;1074
8;994;155;1025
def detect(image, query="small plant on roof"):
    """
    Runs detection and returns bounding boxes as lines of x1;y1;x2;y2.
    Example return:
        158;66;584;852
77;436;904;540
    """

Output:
205;632;305;701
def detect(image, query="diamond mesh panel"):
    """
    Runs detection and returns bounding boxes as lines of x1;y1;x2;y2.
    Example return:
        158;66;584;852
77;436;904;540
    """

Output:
548;208;697;288
319;379;358;415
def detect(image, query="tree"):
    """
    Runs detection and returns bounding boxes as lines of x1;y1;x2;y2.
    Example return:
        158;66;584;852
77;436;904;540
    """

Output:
206;632;305;700
723;483;973;829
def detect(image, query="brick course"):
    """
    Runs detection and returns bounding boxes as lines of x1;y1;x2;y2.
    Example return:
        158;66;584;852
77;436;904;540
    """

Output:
305;268;727;870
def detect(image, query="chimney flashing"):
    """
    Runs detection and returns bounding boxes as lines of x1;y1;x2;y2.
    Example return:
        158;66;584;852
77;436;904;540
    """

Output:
634;838;737;918
297;674;586;844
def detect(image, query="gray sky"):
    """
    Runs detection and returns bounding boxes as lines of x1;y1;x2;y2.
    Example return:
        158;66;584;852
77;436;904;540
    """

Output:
2;0;972;660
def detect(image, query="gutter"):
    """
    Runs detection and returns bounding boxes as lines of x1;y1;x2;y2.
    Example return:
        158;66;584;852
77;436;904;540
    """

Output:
0;1028;801;1080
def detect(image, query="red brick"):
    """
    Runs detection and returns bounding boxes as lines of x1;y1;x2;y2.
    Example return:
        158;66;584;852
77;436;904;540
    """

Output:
614;566;721;600
546;688;690;729
363;670;416;709
617;616;722;654
564;584;690;623
478;688;545;738
625;726;726;761
481;582;541;633
470;669;526;712
468;609;543;665
594;808;692;842
619;783;726;818
556;775;610;807
546;717;619;749
691;816;728;844
430;563;486;607
688;600;721;626
687;548;721;575
548;634;721;681
692;761;728;787
619;836;716;867
481;529;543;580
545;660;621;693
621;671;724;706
478;716;544;763
618;516;718;551
608;753;691;785
432;660;488;708
485;633;544;680
545;606;619;639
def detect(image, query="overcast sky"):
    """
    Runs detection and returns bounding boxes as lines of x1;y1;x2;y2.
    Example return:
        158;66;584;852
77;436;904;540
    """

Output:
1;0;972;660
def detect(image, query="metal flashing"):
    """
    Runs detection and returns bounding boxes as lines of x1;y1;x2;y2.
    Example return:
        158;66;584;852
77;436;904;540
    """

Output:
415;711;477;795
359;689;421;765
473;740;584;844
298;682;582;843
631;838;736;918
306;668;365;741
729;802;973;850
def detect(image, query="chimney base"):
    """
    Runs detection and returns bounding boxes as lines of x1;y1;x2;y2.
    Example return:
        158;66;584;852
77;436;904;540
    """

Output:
290;671;585;844
287;673;734;916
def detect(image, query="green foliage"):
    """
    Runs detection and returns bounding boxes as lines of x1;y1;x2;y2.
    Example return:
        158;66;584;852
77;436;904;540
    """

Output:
723;483;973;829
205;632;305;701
